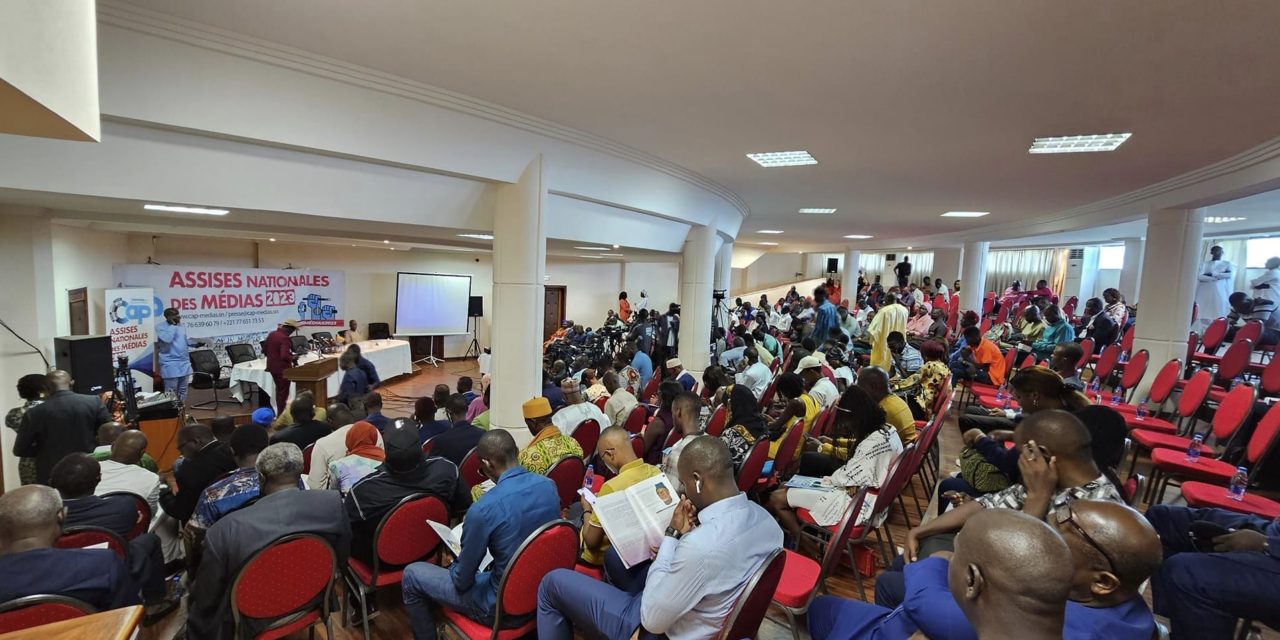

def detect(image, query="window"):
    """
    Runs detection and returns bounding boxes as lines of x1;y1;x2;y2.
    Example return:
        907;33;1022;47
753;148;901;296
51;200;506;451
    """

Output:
1098;245;1125;270
1246;237;1280;268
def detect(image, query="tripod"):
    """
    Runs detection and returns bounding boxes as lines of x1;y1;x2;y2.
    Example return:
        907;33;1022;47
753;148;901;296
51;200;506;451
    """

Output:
464;316;482;359
711;297;733;335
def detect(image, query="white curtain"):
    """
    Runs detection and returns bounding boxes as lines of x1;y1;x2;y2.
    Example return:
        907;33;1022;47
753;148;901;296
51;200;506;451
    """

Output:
985;249;1064;297
859;252;934;286
1201;238;1250;295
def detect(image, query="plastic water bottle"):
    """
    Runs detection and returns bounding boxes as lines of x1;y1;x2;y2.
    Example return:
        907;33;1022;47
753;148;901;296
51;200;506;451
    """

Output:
1089;379;1101;401
995;384;1007;401
1110;386;1123;406
1119;351;1129;364
1186;434;1204;463
1002;396;1012;412
1228;467;1249;501
1232;376;1244;390
583;464;595;490
1135;398;1148;421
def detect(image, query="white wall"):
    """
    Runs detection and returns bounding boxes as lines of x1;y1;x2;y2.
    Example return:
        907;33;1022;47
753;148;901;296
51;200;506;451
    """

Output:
804;253;843;279
51;224;130;336
546;261;623;328
740;252;804;291
622;262;681;314
0;0;100;140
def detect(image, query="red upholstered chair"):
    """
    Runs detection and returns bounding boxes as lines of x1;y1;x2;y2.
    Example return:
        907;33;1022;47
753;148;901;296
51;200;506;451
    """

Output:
101;492;152;541
56;526;127;561
1170;400;1280;515
1120;323;1136;355
1091;344;1123;384
1077;338;1095;363
979;318;993;335
441;521;579;640
1129;367;1213;439
0;595;95;634
1233;319;1263;348
593;396;607;410
1192;317;1231;363
1260;356;1280;400
459;448;485;488
1145;383;1256;504
630;436;645;458
759;418;807;491
302;443;315;475
622;405;648;435
1203;339;1255;404
714;548;786;640
760;378;780;409
772;490;870;640
663;426;682;449
982;297;995;317
705;405;728;437
421;439;435;456
546;456;587;510
344;494;447;639
232;533;336;640
571;420;600;460
639;375;662;404
736;440;771;492
1114;348;1150;401
1112;357;1179;418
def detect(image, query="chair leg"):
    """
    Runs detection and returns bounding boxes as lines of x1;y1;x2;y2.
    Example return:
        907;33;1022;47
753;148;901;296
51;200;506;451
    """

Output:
846;542;867;602
784;607;801;640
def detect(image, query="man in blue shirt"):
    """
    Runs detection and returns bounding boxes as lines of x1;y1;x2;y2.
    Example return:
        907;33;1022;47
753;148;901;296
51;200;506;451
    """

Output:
401;430;559;640
361;391;390;431
156;307;203;404
536;436;783;639
1147;504;1280;639
628;342;654;394
345;343;381;387
1030;304;1076;360
811;286;840;344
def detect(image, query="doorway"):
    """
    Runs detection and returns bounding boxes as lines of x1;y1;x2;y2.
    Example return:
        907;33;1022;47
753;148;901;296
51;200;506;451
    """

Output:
68;287;89;335
543;286;566;339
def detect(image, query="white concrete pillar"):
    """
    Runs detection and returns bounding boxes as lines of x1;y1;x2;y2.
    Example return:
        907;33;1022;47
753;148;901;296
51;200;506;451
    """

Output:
1131;209;1204;399
713;240;733;329
843;248;862;295
0;1;100;141
489;156;547;444
679;225;718;373
959;241;990;313
931;247;963;291
1119;237;1146;304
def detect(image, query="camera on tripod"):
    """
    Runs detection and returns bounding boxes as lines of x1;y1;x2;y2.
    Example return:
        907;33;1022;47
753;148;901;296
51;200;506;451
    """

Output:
713;289;727;301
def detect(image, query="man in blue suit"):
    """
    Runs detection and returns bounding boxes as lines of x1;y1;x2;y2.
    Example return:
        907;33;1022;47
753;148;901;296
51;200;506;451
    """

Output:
156;308;202;404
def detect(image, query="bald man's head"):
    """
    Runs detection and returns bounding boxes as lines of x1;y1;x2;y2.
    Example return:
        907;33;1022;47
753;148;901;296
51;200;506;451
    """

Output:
597;426;636;472
1017;410;1093;462
677;436;736;510
97;421;125;446
1055;500;1162;605
110;430;149;465
46;370;72;392
949;508;1073;635
0;485;65;549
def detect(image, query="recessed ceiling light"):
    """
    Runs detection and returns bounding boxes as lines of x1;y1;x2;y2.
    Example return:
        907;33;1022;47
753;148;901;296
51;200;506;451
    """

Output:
799;208;837;214
573;246;611;251
757;230;784;235
457;233;494;240
144;203;228;216
612;244;620;249
1028;133;1131;154
907;246;914;250
756;242;779;246
1205;216;1247;224
941;211;991;218
746;151;817;167
579;254;604;259
843;234;874;239
600;253;624;257
268;238;276;242
383;240;390;244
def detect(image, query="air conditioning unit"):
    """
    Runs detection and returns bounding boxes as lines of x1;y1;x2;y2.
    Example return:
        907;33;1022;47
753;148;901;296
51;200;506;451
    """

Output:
1063;247;1100;301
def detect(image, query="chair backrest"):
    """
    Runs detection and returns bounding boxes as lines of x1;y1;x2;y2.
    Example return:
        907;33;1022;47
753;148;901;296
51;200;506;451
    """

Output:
546;456;587;509
933;294;946;308
56;526;126;560
736;440;771;492
1094;344;1123;381
1233;320;1263;346
949;296;960;314
1016;351;1036;370
717;548;787;640
769;417;807;479
1120;323;1136;353
594;396;608;410
1210;383;1257;442
705;405;728;437
231;533;336;629
1176;369;1214;418
1146;358;1183;404
1246;401;1280;465
0;595;95;634
225;343;257;364
571;420;601;459
640;375;662;404
869;443;920;516
100;492;151;541
189;349;221;378
1185;331;1200;368
1119;349;1150;392
1216;338;1254;381
301;443;315;474
931;376;953;418
493;521;579;624
459;448;485;487
367;322;392;340
1074;337;1094;360
1200;317;1230;353
421;438;435;456
982;297;995;317
816;489;870;584
995;303;1009;324
1000;348;1019;379
759;379;779;409
312;331;334;342
664;426;683;448
1123;474;1146;508
622;405;649;434
289;334;309;353
979;318;993;335
371;494;447;573
1261;356;1280;396
1062;297;1078;319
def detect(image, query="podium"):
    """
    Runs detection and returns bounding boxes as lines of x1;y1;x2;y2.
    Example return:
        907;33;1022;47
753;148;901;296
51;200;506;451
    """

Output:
285;357;339;407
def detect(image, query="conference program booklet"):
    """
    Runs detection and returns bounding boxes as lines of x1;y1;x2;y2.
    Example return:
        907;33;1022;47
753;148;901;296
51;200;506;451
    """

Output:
428;520;494;572
784;475;839;491
593;474;679;569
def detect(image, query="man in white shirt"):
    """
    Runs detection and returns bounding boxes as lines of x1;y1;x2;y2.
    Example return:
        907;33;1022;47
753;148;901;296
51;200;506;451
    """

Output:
797;355;839;408
306;403;362;490
735;348;772;400
602;372;639;428
551;379;608;436
94;430;162;521
667;358;698;392
717;337;747;369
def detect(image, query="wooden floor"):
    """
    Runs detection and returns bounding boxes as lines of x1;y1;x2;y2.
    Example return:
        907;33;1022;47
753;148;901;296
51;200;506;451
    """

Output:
161;369;1277;640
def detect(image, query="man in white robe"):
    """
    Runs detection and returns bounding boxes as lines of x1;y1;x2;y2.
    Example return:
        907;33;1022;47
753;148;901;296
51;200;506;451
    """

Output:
1196;245;1235;329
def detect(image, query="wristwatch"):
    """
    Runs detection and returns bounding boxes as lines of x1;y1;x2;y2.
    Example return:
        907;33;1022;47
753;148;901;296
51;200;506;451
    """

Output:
664;526;683;540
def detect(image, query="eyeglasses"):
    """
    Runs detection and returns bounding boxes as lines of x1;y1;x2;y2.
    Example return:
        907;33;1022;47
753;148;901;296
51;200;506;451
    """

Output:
1054;502;1116;574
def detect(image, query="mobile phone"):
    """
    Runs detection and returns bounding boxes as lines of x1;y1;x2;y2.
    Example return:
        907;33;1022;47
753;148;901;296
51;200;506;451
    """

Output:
1189;520;1233;552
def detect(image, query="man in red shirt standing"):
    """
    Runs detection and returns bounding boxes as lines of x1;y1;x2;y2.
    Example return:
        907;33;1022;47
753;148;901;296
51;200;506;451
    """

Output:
263;319;299;414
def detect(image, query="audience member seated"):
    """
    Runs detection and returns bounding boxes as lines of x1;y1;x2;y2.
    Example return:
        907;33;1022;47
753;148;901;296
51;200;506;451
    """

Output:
1028;279;1056;300
457;376;477;404
904;305;933;338
91;421;158;471
1146;504;1280;638
336;348;371;405
552;378;609;437
430;394;486;467
667;358;697;392
603;372;639;427
770;386;904;539
659;392;704;491
186;443;350;640
636;381;679;465
345;420;470;565
472;386;494;430
411;396;448;443
513;397;583;480
347;342;381;387
536;436;783;639
1051;342;1086;391
269;395;332;449
734;348;771;400
269;391;327;429
827;347;856;392
361;391;390;431
1030;304;1075;360
949;326;1006;387
957;365;1088;436
1226;291;1280;346
858;366;917;444
328;421;386;493
583;368;610;402
160;424;237;524
94;428;162;521
886;331;924;381
1005;304;1045;348
999;280;1026;314
14;370;112;484
0;485;140;612
717;336;748;370
49;453;172;617
580;426;662;566
306;403;359;489
431;384;451;420
891;339;949;420
541;371;569;412
464;384;487;422
401;430;559;639
721;385;770;471
184;425;281;567
1075;297;1117;351
799;355;841;408
767;373;822;461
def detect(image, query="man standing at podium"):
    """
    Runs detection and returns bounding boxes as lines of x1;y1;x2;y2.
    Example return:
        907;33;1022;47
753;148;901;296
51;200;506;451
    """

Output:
264;319;299;415
157;308;201;405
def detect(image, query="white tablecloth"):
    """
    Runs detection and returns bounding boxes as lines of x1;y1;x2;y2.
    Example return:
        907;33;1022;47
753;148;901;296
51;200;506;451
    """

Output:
228;339;414;405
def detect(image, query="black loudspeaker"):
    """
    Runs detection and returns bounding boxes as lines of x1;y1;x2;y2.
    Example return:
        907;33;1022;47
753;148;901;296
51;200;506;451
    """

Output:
825;257;839;274
53;335;113;394
468;296;484;318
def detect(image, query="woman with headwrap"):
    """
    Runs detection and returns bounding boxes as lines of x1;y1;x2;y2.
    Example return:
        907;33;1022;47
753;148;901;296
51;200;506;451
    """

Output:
327;421;385;492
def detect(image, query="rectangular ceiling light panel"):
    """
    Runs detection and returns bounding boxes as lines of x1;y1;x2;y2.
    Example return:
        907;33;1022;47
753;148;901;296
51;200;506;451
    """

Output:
1028;133;1132;154
746;151;818;167
144;203;229;215
941;211;991;218
799;208;837;214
